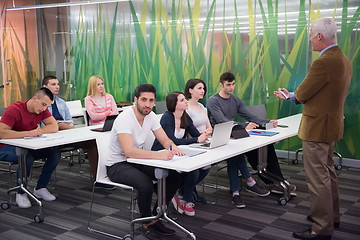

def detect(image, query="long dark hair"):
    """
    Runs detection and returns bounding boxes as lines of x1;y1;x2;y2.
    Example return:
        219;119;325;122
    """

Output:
184;78;207;99
166;91;189;129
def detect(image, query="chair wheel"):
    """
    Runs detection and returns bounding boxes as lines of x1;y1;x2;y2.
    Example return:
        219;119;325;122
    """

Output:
278;197;288;205
34;214;44;223
335;165;342;170
123;235;133;240
1;202;11;210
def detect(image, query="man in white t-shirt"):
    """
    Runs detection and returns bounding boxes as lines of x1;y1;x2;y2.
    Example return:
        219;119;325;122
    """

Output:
106;84;183;240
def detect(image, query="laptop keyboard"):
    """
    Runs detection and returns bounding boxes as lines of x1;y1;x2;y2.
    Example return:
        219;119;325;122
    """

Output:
200;142;210;148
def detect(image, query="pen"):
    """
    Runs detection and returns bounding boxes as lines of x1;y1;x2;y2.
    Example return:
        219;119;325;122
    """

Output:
277;124;288;128
169;145;172;151
251;131;262;133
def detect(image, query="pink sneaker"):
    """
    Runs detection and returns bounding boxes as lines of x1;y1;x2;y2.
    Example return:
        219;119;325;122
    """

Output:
171;194;185;214
184;202;195;216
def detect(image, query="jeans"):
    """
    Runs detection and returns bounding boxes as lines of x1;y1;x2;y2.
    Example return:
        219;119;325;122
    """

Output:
226;154;251;192
178;168;210;202
245;144;284;184
0;145;61;192
107;162;180;219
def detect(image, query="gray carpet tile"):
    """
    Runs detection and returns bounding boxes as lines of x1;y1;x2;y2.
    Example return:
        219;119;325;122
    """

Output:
1;158;360;240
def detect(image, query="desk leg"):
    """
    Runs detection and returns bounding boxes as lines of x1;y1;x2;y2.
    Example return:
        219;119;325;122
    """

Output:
1;148;44;223
129;168;196;240
257;146;292;206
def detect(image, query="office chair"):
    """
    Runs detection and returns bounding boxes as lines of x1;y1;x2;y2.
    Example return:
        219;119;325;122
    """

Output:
60;101;84;170
155;101;167;114
0;161;17;188
87;135;135;240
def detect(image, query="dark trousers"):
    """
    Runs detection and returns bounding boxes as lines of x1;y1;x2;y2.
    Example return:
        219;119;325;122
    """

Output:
107;161;180;219
245;144;284;184
0;145;61;192
178;168;210;202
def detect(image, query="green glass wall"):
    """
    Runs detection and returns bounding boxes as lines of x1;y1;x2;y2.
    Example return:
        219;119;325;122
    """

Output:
1;0;359;159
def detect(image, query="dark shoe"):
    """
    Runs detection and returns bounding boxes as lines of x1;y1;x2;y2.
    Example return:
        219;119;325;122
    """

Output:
232;195;245;209
94;182;116;190
293;229;331;239
152;220;176;236
245;183;270;196
141;225;162;240
306;216;339;229
192;189;206;203
270;183;296;194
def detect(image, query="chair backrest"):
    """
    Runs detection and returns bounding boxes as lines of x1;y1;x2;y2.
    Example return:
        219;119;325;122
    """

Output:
155;101;167;114
65;100;83;117
246;104;267;120
83;109;90;126
95;134;111;181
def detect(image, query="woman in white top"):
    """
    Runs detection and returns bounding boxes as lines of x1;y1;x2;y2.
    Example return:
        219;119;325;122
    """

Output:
84;76;118;125
184;78;213;203
184;79;212;136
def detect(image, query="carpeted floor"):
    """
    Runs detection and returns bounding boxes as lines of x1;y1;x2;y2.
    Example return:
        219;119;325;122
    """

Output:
0;157;359;240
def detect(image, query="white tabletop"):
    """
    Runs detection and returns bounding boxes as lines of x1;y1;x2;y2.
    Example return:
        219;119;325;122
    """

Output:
127;114;302;172
0;126;105;150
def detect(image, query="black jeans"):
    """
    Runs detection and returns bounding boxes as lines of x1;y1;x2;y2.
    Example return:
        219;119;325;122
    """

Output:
245;144;284;184
107;162;180;219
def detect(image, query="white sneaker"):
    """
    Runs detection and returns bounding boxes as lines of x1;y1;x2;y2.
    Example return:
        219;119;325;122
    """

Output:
33;188;56;201
16;193;32;208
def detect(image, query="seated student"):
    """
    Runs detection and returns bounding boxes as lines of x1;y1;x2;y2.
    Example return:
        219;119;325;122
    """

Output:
84;75;118;126
41;75;113;190
184;78;213;203
207;72;296;208
152;91;209;217
106;84;183;240
0;88;61;208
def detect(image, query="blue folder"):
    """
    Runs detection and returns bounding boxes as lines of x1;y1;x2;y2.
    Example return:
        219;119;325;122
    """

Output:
248;130;279;137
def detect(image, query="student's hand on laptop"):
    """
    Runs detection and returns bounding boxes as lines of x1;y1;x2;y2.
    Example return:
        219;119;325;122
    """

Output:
203;127;212;137
104;110;112;116
269;120;278;127
197;132;208;143
245;122;259;130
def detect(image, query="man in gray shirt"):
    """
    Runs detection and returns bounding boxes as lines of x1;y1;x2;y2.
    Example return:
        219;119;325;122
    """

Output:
207;72;296;208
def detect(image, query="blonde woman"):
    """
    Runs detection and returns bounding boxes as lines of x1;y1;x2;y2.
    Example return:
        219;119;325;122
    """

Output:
84;76;118;125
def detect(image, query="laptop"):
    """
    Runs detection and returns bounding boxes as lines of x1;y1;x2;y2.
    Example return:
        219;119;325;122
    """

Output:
90;115;118;132
190;121;234;150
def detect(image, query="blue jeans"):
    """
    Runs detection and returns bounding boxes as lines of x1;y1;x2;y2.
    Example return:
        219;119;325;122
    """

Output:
178;168;210;202
226;154;251;192
0;145;61;192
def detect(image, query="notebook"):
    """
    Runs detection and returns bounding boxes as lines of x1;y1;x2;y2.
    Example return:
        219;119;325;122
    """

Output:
248;130;279;136
90;115;118;132
190;121;234;150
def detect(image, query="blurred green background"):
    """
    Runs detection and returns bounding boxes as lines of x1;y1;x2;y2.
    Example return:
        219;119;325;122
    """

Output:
1;0;359;159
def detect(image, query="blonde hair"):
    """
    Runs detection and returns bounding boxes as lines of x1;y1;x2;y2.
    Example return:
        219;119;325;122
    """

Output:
86;75;106;96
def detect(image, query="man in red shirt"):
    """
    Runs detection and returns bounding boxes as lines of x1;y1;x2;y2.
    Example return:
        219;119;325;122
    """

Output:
0;88;61;208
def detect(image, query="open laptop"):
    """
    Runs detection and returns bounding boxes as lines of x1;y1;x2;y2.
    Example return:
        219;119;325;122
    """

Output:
90;115;118;132
190;121;234;150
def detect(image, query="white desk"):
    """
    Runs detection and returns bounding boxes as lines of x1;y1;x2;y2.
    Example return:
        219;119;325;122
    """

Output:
0;126;104;222
128;114;301;171
127;113;302;239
